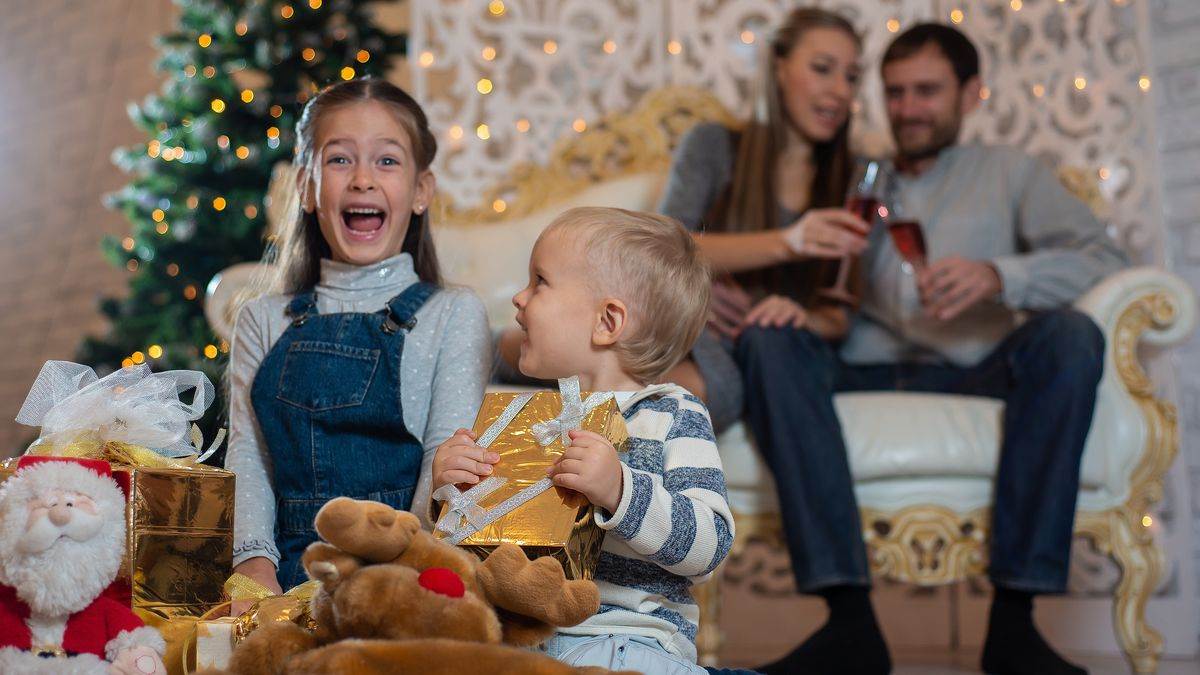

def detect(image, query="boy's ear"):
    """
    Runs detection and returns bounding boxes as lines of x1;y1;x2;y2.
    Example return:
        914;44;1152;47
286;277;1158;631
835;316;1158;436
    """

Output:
593;298;629;347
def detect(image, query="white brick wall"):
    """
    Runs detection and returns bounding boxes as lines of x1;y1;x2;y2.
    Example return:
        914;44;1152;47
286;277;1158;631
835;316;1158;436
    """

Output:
1147;0;1200;647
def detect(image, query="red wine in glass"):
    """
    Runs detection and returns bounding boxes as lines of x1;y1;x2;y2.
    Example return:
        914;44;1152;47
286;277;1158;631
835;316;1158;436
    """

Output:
888;219;927;270
820;159;890;305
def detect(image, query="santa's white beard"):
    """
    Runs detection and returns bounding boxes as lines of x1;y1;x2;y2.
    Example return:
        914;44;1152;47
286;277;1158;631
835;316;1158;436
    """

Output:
1;518;124;617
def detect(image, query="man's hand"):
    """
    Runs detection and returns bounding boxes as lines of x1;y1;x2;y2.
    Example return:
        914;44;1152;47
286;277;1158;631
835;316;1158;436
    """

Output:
547;429;623;513
432;428;500;492
917;257;1003;321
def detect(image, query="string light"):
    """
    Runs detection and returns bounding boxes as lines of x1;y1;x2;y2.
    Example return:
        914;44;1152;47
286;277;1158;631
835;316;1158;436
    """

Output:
122;237;135;251
1010;0;1022;10
1138;76;1151;91
156;222;169;235
235;21;248;36
184;65;196;77
482;46;497;61
516;118;531;133
602;40;616;54
217;135;230;149
167;263;180;277
204;344;219;359
543;40;557;55
1032;83;1045;98
418;51;435;67
126;260;139;272
572;118;587;133
198;34;212;48
241;89;254;103
147;140;161;158
309;0;322;8
245;205;258;218
212;197;227;211
203;65;216;78
980;86;991;100
184;285;198;300
211;98;226;113
449;125;464;140
356;49;370;63
132;351;146;364
152;209;165;222
302;47;316;61
476;124;491;140
340;66;355;80
220;340;231;354
270;105;283;118
740;30;754;45
1074;75;1087;90
667;40;682;55
186;195;199;209
492;199;507;213
122;358;134;369
1142;514;1153;527
281;4;294;19
148;345;163;359
236;146;250;159
886;19;900;33
267;126;280;139
950;9;964;23
477;78;493;94
488;0;505;16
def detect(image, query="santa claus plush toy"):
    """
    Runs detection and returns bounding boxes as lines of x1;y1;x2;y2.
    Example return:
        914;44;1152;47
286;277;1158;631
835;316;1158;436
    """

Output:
0;456;166;675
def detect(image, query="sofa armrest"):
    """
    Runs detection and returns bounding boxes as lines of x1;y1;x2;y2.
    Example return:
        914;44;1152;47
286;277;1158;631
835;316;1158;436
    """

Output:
1073;266;1196;351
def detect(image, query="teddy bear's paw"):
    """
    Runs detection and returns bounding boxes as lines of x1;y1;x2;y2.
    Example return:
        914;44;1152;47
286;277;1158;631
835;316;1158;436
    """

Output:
313;497;420;563
478;544;600;629
301;541;362;589
228;621;317;675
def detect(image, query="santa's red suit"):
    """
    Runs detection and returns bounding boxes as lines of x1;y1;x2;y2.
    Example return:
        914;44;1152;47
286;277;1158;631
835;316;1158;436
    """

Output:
0;583;150;656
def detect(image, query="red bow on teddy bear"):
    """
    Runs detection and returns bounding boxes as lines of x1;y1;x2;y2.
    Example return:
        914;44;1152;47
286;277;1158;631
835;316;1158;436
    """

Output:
0;456;167;675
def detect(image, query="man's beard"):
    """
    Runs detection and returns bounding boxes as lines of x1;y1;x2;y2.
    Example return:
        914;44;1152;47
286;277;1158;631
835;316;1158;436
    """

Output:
892;118;960;162
1;518;123;617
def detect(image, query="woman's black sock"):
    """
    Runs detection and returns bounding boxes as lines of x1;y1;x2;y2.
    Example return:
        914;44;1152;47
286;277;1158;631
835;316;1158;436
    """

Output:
981;586;1087;675
756;585;891;674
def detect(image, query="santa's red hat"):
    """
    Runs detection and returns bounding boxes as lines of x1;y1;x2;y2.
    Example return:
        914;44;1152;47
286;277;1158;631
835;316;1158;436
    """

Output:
12;456;129;500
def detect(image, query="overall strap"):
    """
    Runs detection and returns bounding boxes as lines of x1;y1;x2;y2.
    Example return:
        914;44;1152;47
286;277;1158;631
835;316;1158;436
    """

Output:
285;290;319;327
380;282;439;334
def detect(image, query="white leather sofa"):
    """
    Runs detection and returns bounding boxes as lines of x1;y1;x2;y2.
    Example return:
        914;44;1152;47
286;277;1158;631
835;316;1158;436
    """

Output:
207;87;1196;673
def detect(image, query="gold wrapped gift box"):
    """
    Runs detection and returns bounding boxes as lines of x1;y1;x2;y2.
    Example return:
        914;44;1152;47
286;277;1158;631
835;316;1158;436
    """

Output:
435;390;629;580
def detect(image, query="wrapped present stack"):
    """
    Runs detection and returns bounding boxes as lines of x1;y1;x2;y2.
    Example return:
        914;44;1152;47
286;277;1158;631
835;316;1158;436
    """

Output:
433;376;629;580
4;361;233;674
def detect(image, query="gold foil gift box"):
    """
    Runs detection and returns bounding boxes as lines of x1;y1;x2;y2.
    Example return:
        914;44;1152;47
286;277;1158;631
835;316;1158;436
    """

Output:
433;377;628;580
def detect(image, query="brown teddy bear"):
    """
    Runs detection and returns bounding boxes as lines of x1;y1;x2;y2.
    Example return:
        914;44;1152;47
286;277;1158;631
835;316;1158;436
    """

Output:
207;498;633;675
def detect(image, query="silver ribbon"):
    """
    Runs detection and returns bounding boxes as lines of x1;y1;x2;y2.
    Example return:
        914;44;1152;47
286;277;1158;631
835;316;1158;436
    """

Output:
530;377;613;447
433;377;608;544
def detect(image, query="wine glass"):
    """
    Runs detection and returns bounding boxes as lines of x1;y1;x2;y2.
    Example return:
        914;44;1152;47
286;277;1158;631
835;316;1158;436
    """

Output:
819;158;890;305
884;197;928;275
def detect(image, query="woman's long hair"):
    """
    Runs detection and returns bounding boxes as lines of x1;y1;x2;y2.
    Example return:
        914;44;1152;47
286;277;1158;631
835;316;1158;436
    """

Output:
258;78;442;299
715;8;860;302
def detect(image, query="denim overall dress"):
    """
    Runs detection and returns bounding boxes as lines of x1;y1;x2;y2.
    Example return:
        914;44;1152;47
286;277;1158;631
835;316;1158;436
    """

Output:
250;282;436;588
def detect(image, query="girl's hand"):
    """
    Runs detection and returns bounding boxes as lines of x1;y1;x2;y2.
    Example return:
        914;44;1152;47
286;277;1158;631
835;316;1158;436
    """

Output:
432;428;500;492
707;281;754;339
782;208;871;260
230;557;282;616
547;430;624;513
741;295;809;330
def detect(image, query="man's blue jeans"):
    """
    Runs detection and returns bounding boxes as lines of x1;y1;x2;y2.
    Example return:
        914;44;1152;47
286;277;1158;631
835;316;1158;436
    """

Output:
735;309;1105;594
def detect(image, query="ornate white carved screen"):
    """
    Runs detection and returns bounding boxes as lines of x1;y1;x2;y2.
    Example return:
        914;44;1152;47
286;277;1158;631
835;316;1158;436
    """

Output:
411;0;1162;263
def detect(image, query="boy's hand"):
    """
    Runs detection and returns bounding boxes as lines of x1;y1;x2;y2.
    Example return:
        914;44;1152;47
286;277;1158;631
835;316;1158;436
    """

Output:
432;428;500;492
547;429;624;513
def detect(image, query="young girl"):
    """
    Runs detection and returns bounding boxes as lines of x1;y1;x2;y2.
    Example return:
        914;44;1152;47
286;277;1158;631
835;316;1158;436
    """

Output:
224;79;491;596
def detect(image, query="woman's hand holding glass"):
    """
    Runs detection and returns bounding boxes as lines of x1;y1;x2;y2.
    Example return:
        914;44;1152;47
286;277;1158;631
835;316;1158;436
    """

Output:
781;208;872;260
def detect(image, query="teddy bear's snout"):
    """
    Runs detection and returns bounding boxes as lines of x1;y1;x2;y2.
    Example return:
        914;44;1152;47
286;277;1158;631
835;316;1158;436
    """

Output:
418;568;465;599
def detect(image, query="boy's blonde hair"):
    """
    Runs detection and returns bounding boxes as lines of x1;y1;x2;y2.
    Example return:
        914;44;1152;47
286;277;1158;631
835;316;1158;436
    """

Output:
544;207;711;384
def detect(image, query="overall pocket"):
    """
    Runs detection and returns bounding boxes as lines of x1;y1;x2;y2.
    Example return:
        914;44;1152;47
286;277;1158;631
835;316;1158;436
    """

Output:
276;340;381;411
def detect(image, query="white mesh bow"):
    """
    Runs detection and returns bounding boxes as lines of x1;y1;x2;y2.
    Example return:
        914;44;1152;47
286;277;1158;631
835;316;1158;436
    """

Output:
15;361;215;458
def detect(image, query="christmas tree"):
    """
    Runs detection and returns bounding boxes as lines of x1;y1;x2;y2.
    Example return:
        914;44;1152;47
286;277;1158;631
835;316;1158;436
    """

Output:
82;0;406;446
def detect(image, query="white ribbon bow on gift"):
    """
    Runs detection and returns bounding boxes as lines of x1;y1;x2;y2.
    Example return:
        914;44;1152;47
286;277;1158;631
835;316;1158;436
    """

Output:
433;376;612;544
14;360;219;461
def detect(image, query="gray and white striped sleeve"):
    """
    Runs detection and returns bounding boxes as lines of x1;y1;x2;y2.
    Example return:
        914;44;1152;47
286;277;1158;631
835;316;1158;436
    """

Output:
595;394;735;579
